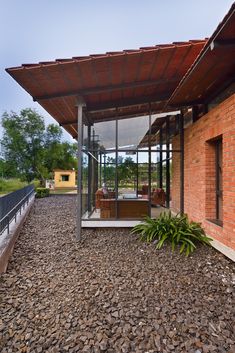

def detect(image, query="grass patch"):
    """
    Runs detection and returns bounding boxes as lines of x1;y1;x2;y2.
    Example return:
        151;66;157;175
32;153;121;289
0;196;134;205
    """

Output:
0;178;28;194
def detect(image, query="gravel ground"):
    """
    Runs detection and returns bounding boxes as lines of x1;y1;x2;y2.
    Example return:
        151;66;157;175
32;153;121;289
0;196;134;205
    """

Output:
0;196;234;353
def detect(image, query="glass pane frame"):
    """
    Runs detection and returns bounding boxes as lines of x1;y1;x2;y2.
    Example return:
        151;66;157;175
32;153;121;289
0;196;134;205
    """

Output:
81;113;183;221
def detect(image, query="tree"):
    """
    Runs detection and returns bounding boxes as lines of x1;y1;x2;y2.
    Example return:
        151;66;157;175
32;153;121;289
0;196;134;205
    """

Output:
118;156;137;185
45;124;62;146
45;142;77;174
1;108;77;182
43;125;77;178
1;109;45;182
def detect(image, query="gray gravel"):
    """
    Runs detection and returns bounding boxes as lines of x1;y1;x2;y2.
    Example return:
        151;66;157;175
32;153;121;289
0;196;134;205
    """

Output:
0;196;234;353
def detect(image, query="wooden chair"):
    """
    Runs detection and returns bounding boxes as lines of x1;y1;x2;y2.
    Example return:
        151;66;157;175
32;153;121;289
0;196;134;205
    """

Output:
95;189;116;209
151;189;166;206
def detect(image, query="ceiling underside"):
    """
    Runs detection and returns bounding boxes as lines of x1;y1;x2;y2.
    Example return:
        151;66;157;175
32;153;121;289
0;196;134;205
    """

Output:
6;40;205;138
167;3;235;108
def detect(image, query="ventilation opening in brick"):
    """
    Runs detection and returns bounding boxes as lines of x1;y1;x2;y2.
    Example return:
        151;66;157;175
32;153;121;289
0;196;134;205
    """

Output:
205;136;223;226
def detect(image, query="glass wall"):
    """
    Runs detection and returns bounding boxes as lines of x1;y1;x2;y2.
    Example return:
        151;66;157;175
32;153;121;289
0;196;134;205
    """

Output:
118;116;149;149
81;152;88;216
81;114;182;220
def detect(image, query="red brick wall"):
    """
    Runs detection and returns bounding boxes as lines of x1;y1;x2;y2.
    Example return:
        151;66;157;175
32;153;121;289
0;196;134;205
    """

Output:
172;94;235;249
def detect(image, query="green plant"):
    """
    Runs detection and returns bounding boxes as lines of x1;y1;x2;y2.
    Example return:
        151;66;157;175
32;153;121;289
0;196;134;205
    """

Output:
35;187;50;198
31;179;41;188
131;212;212;256
0;178;28;194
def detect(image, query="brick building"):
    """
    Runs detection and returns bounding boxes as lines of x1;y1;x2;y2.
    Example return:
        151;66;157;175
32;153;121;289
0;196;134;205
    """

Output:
6;4;234;252
172;94;235;250
169;5;235;251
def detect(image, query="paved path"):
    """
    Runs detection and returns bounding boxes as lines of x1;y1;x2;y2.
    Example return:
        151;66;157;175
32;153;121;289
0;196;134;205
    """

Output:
0;196;234;353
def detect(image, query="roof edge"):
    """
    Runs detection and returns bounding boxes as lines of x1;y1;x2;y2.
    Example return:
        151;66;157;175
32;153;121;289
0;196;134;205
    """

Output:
165;3;235;108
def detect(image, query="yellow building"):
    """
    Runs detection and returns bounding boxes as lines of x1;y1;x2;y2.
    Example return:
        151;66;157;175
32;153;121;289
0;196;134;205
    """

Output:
54;169;76;189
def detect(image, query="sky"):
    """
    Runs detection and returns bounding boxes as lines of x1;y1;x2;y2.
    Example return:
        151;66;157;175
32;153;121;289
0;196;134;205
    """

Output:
0;0;233;142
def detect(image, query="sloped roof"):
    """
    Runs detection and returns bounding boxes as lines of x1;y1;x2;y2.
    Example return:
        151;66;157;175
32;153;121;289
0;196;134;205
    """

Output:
6;40;205;138
167;3;235;108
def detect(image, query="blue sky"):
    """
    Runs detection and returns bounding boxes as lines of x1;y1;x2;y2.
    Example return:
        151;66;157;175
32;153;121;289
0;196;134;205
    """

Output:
0;0;232;141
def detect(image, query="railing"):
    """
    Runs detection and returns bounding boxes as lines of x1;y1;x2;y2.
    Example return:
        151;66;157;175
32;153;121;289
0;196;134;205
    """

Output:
0;184;35;236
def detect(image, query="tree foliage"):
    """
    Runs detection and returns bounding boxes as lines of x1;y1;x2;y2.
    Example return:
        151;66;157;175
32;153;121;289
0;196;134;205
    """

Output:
118;156;137;185
1;108;77;182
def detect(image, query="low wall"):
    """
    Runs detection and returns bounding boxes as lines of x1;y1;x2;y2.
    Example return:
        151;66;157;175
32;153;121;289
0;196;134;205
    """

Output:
0;197;35;273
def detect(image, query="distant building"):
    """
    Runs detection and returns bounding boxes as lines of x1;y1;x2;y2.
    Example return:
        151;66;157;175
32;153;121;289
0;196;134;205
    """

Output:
54;169;76;189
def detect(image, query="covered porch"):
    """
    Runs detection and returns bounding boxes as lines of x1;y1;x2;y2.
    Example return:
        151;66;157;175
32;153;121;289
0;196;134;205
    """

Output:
80;110;184;227
6;40;206;238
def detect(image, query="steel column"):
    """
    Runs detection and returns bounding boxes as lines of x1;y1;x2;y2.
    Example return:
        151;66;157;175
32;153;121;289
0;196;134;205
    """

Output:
103;153;106;183
166;117;170;208
159;129;163;188
115;118;118;219
76;99;85;241
87;124;92;213
148;106;152;216
136;151;139;198
99;151;102;188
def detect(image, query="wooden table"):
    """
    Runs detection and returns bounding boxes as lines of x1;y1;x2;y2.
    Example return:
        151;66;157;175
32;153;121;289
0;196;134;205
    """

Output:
100;198;149;219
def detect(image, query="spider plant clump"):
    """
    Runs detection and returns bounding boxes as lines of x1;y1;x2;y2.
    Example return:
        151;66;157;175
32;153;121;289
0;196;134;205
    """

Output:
131;212;212;256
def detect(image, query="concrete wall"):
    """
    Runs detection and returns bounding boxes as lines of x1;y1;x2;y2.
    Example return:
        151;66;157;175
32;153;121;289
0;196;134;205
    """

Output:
172;94;235;249
0;197;35;273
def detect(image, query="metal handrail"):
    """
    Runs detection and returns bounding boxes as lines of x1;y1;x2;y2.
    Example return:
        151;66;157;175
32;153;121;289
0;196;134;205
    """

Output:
1;189;34;222
0;185;35;236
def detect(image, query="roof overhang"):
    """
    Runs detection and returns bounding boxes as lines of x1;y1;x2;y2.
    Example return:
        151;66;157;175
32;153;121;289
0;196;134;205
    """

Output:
6;40;206;138
166;3;235;109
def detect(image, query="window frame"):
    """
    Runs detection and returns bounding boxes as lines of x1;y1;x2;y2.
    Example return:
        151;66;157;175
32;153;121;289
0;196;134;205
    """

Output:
61;174;70;182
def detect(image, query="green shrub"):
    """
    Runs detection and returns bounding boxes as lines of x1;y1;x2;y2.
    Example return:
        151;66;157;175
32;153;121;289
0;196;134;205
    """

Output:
32;179;41;188
35;187;50;198
131;212;212;256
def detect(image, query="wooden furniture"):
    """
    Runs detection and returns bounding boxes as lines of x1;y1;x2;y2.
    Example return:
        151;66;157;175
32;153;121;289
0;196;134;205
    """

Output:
151;189;166;206
138;184;149;195
95;189;104;209
100;199;148;219
95;189;115;209
100;199;116;218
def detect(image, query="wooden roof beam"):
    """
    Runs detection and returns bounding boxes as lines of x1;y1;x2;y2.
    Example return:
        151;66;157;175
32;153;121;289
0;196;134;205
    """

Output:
168;98;205;108
86;92;170;112
33;77;180;101
60;120;77;127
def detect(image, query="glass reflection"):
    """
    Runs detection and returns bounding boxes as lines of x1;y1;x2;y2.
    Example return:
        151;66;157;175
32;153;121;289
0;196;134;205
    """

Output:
81;112;181;220
81;152;88;216
118;153;137;197
92;120;116;150
118;116;149;149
